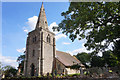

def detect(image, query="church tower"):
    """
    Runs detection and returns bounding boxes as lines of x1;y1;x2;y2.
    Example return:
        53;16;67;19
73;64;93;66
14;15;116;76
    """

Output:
24;3;56;76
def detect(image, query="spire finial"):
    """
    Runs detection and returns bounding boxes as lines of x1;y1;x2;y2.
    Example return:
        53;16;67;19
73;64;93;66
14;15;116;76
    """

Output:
42;0;44;5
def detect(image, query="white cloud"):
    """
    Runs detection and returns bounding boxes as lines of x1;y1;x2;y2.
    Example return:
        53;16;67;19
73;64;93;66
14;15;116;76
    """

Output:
16;47;25;53
62;42;71;45
70;11;74;15
66;42;92;56
48;22;60;35
108;42;113;50
23;16;66;40
23;16;38;33
97;52;103;57
0;54;18;68
27;16;38;30
49;22;67;40
55;34;67;40
23;29;28;33
23;17;59;34
56;48;58;50
67;47;91;56
107;22;112;25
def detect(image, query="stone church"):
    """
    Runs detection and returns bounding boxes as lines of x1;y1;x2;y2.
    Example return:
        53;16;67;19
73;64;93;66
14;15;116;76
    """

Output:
24;3;84;77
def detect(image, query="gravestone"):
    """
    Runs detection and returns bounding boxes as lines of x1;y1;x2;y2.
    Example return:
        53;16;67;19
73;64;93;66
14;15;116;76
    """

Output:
80;67;83;75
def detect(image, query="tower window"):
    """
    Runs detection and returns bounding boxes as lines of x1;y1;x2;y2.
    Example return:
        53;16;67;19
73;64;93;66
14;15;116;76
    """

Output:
33;50;35;56
32;38;34;43
32;36;37;43
34;36;36;42
45;21;47;24
30;63;35;76
47;34;50;43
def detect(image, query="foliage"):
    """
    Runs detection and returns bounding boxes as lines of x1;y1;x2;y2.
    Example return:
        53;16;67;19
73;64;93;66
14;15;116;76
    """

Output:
0;62;1;68
2;65;17;77
17;55;25;64
75;52;91;67
75;51;119;67
17;55;25;74
0;62;3;75
102;50;119;67
0;62;2;69
90;55;104;67
56;74;61;78
56;2;120;54
67;73;80;77
70;64;80;69
113;39;120;63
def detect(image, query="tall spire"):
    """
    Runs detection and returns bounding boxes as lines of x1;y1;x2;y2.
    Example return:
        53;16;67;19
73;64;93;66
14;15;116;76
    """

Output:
36;2;48;29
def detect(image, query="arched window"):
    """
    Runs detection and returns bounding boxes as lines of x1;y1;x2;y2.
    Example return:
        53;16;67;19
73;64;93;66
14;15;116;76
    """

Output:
32;37;34;43
30;63;35;76
33;50;35;56
32;36;37;43
47;36;49;42
45;21;47;24
48;36;50;43
47;34;50;43
34;36;36;42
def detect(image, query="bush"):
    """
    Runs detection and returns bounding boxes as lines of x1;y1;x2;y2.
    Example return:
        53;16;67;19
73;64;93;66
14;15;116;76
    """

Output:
67;73;80;77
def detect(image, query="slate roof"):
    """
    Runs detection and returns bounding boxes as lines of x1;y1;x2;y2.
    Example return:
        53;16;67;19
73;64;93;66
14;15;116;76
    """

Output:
56;51;83;67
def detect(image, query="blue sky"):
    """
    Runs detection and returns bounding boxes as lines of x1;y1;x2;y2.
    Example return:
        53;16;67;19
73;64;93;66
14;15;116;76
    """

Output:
1;2;90;68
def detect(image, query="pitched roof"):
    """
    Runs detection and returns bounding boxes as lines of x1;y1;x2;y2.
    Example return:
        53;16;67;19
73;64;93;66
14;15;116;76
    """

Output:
56;51;81;66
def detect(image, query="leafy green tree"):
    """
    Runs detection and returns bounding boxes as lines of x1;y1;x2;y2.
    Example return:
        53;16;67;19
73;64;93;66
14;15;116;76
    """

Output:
0;62;2;75
2;65;17;77
91;56;104;67
70;64;80;69
75;52;91;67
57;2;120;54
113;40;120;62
0;62;1;66
0;62;3;80
90;50;119;67
103;50;119;67
17;55;25;74
17;55;25;64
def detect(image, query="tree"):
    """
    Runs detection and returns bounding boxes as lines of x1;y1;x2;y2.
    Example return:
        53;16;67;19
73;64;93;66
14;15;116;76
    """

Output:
0;62;2;76
2;65;17;77
0;62;1;66
91;55;104;67
56;2;120;54
17;55;25;74
113;40;120;62
70;64;80;69
102;50;119;67
17;55;25;64
75;51;119;67
75;52;91;67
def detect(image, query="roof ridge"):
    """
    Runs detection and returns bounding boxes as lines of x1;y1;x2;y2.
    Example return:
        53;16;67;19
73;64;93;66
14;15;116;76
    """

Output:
56;50;71;55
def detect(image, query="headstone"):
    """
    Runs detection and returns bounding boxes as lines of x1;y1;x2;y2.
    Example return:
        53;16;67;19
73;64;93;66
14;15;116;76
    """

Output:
103;67;106;73
80;67;83;75
0;74;1;80
98;68;102;74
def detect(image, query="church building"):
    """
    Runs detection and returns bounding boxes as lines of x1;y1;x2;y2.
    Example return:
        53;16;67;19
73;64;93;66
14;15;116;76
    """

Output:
24;3;84;77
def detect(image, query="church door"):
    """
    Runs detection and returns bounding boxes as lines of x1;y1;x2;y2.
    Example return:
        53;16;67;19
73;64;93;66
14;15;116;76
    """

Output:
31;63;35;76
